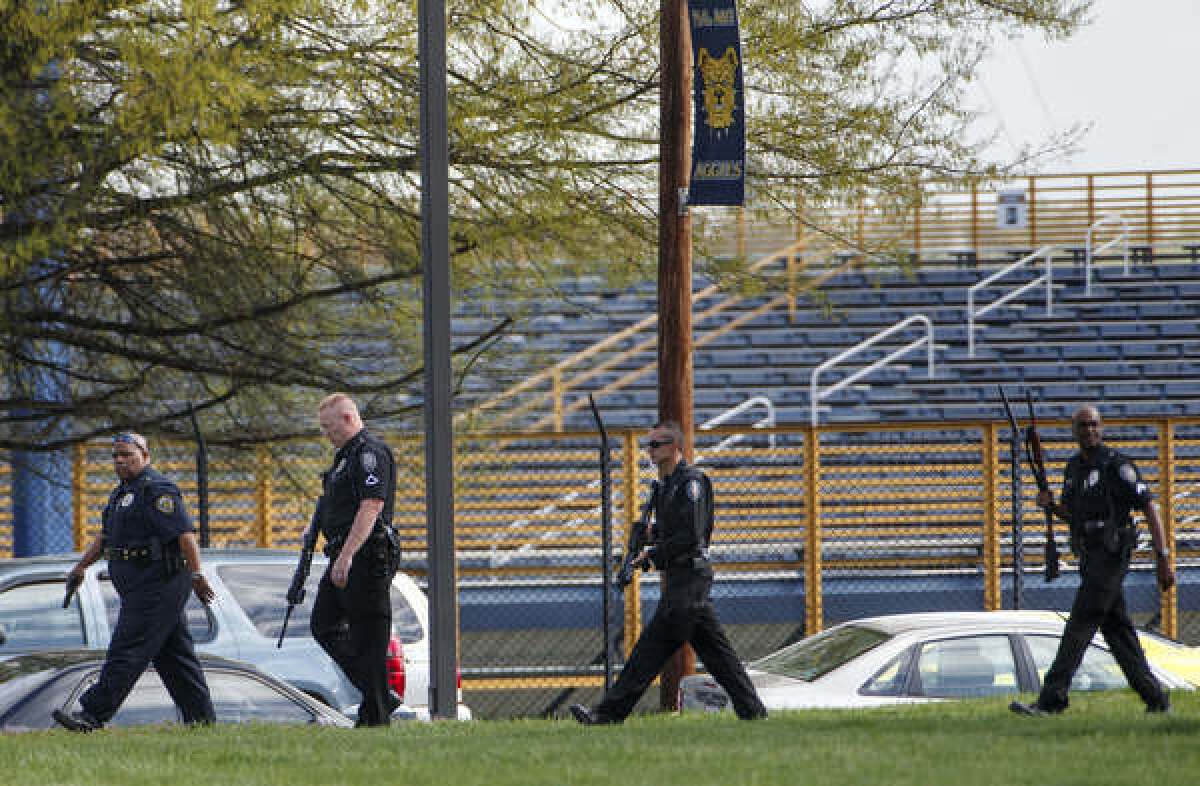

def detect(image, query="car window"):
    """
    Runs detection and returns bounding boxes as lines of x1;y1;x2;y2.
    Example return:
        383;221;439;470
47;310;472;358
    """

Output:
860;650;910;697
206;669;317;724
98;578;215;644
0;581;87;650
753;624;891;682
216;564;423;644
1026;634;1128;691
913;635;1019;698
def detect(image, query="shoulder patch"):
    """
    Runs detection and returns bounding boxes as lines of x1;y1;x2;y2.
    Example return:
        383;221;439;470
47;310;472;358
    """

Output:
362;450;378;472
155;495;176;514
686;478;703;502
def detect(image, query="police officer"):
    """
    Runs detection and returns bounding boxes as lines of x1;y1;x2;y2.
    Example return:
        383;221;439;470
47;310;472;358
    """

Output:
570;420;766;724
54;432;216;731
1011;405;1174;716
307;393;399;727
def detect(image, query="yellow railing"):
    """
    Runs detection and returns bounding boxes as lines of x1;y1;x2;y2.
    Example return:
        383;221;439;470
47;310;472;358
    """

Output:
701;168;1200;261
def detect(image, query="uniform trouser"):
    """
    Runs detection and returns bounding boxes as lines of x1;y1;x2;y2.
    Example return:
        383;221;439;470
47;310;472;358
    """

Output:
595;564;766;721
81;565;215;724
1037;543;1166;711
311;547;394;726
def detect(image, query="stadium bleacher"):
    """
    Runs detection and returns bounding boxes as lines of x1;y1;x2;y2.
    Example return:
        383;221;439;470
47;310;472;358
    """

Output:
462;250;1198;430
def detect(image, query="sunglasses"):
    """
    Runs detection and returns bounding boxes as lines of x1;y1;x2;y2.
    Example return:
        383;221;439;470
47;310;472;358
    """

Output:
644;439;673;449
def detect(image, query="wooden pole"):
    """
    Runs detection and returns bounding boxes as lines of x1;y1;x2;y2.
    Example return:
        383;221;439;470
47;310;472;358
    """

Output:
657;0;695;711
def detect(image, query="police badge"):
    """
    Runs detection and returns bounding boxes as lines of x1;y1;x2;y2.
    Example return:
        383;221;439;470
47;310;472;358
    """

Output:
119;492;135;507
686;479;703;502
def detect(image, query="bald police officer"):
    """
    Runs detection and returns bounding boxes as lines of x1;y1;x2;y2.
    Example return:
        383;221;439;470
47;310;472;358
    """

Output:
54;432;215;731
570;420;766;724
1011;405;1174;716
307;393;399;727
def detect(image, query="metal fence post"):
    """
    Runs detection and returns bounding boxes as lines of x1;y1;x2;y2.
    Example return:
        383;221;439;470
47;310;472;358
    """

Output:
622;430;641;657
982;423;1001;610
1159;420;1177;639
256;445;273;548
72;443;86;552
804;427;823;634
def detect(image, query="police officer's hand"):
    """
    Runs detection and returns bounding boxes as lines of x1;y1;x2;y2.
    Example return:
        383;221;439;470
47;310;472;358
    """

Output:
1035;489;1053;509
332;554;352;589
191;573;216;605
1155;554;1176;592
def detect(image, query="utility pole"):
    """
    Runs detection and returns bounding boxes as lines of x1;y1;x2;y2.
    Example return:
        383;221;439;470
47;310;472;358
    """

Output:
656;0;695;711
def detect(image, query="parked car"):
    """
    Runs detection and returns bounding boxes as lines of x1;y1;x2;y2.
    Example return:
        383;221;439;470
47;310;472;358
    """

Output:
0;650;352;731
0;549;470;721
679;610;1195;713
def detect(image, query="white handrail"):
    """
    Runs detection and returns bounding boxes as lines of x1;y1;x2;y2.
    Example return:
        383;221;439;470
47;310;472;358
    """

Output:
966;245;1057;357
809;315;935;427
697;395;776;456
1084;214;1131;296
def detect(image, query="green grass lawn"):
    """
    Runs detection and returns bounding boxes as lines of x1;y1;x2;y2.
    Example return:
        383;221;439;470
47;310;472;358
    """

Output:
4;693;1200;786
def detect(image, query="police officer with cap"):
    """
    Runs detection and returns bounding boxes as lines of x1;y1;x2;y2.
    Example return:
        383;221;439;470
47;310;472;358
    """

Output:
54;432;215;731
307;393;399;727
1011;405;1174;716
570;420;766;724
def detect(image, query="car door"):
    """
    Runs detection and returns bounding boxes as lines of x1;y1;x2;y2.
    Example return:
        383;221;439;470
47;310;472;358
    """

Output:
0;576;93;652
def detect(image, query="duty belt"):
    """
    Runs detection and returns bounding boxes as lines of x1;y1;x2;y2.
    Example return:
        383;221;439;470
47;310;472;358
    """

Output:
104;544;160;562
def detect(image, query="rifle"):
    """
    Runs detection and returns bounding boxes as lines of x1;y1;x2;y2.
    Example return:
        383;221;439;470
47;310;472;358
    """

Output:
616;481;659;589
277;501;322;648
62;572;83;609
1024;390;1061;581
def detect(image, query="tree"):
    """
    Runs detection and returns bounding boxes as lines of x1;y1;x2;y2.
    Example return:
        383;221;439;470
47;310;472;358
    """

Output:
0;0;1088;449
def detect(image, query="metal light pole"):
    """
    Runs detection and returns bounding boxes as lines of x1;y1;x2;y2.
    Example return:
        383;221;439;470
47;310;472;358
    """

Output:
418;0;458;720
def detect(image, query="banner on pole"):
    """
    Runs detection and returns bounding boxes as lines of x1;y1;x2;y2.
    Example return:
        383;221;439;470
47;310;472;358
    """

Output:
687;0;744;206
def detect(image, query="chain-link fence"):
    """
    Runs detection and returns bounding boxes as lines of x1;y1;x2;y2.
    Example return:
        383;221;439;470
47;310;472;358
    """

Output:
3;418;1199;717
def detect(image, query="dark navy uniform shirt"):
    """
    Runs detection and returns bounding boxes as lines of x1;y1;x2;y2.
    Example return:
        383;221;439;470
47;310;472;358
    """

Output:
652;460;714;566
101;466;192;548
320;428;396;542
1061;444;1153;528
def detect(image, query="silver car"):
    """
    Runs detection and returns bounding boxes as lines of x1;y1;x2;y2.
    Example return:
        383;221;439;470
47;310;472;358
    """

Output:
0;549;470;721
680;610;1194;712
0;650;353;731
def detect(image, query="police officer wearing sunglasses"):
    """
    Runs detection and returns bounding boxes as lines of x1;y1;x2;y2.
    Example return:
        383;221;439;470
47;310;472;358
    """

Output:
54;432;215;732
570;421;766;724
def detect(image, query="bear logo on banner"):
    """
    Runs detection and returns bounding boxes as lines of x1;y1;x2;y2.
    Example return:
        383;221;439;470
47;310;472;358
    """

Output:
699;46;739;131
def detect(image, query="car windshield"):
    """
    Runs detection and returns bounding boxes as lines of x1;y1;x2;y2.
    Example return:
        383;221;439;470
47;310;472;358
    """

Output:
752;624;892;682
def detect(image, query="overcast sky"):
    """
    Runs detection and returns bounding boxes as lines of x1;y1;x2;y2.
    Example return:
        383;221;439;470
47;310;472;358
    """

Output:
974;0;1200;173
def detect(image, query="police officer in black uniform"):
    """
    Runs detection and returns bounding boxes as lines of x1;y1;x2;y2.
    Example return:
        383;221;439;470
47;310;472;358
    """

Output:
570;420;766;724
54;432;216;731
1011;405;1174;716
307;393;399;727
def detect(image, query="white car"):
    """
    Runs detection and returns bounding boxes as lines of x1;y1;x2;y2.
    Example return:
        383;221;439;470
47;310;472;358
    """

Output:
680;610;1193;712
0;549;470;721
